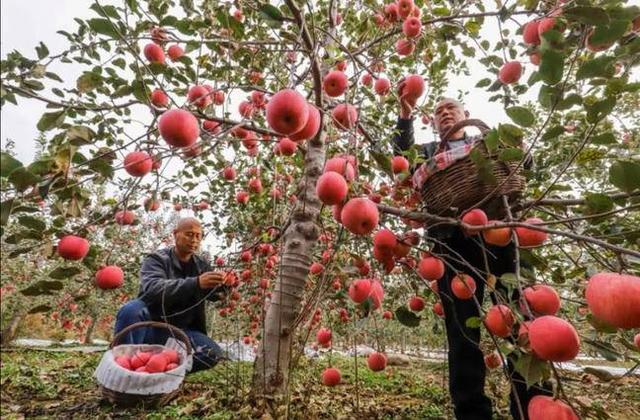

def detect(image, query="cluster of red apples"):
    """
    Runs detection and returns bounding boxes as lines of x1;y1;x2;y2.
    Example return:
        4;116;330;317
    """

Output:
114;348;181;374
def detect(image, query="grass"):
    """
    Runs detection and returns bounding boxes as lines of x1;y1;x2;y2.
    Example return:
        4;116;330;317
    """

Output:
1;349;638;419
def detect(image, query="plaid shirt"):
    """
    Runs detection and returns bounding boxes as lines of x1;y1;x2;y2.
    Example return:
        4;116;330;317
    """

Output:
412;134;482;190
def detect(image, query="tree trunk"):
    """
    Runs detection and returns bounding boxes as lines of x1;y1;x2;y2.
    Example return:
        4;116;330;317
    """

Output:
1;312;24;347
83;314;97;345
252;127;326;398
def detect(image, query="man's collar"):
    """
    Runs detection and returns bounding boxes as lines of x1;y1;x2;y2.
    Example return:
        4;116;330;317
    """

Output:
169;247;195;270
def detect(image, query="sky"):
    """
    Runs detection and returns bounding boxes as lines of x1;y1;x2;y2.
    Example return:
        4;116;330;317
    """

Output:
0;0;513;164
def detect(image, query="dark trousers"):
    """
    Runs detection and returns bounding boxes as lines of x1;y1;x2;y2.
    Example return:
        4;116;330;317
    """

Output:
434;231;552;420
114;299;223;373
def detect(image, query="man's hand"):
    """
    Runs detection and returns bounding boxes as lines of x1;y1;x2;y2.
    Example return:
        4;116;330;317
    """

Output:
198;271;225;289
397;77;418;119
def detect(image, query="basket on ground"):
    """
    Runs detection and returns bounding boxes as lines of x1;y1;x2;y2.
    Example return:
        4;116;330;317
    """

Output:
94;321;193;408
420;119;526;219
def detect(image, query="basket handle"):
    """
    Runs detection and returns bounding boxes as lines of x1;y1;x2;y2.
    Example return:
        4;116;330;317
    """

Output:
110;321;192;354
440;118;491;147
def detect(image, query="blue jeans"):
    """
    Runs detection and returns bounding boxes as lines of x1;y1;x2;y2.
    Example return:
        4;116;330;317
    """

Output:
114;299;223;373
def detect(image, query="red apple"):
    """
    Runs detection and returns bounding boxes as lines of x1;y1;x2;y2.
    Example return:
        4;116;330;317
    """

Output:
321;367;341;386
115;210;135;225
484;352;502;369
222;166;236;181
158;109;200;148
418;256;445;281
522;20;541;45
341;198;379;235
146;353;168;373
433;302;444;317
451;274;476;300
316;328;332;345
374;77;391;95
461;209;488;235
373;229;397;252
95;265;124;289
484;305;515;337
316;172;348;205
367;352;387;371
482;222;512;246
57;235;90;261
115;355;132;370
409;296;425;312
523;285;560;316
143;43;165;64
124;151;153;177
395;39;415;56
150;89;169;107
537;17;556;38
289;104;321;142
392;156;409;173
528;396;578;420
361;73;373;86
384;3;399;22
332;104;358;130
528;316;580;362
167;44;184;61
188;85;212;109
236;190;250;205
266;89;309;135
402;17;422;38
324;156;356;181
323;71;348;97
278;137;297;156
348;279;372;303
585;272;640;329
397;0;413;19
310;262;324;275
515;217;548;247
499;61;523;84
402;74;425;99
203;120;221;134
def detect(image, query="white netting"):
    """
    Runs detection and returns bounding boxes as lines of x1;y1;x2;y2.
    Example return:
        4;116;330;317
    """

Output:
94;337;192;395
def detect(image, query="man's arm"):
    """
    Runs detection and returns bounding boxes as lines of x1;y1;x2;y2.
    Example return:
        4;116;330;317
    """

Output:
139;254;200;307
392;117;416;155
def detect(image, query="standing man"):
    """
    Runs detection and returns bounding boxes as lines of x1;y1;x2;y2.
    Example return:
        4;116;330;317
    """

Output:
392;80;550;419
114;217;229;373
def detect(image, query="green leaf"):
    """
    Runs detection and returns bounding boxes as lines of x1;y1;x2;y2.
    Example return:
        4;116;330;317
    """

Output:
395;306;421;328
500;273;518;287
514;353;550;387
539;49;564;85
609;160;640;193
465;316;482;328
584;193;614;215
586;96;616;123
67;125;95;145
506;106;535;127
576;56;616;80
592;132;616;145
0;199;14;227
20;280;65;296
370;150;393;177
35;42;49;59
18;215;46;232
87;18;120;38
563;6;609;26
8;167;41;192
259;4;284;23
498;148;524;162
28;304;52;314
0;152;23;177
498;123;524;147
476;78;491;88
76;72;102;93
49;266;82;279
36;110;66;131
484;129;499;152
538;85;562;109
541;125;564;141
589;20;630;47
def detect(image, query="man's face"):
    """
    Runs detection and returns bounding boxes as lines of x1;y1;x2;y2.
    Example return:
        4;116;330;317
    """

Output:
174;222;202;256
433;99;466;137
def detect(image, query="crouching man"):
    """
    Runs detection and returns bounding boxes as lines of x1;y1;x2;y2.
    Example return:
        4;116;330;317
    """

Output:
114;217;229;373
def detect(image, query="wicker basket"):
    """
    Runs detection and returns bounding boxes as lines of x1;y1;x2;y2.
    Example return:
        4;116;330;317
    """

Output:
420;119;525;219
99;321;192;408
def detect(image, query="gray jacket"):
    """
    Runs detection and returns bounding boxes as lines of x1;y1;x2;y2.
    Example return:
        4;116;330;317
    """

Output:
138;247;228;333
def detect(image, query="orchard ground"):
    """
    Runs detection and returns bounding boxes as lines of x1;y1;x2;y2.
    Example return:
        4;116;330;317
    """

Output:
1;347;639;420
